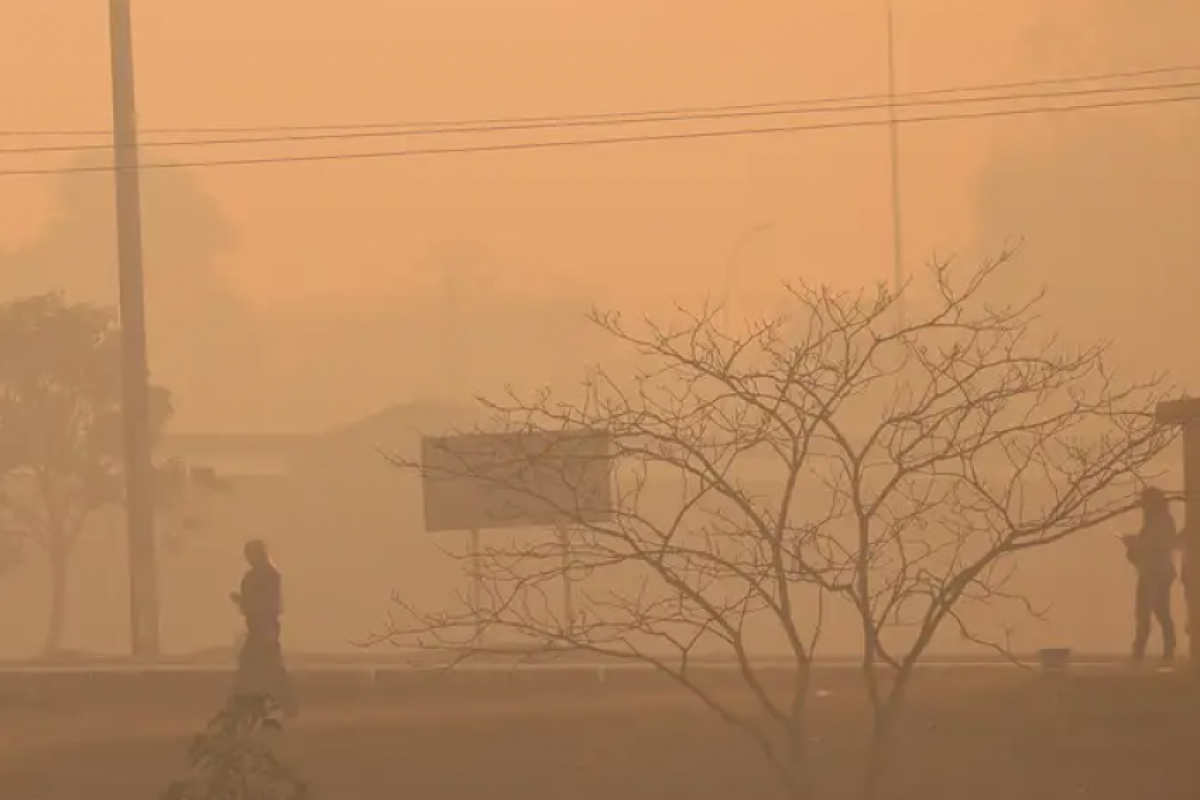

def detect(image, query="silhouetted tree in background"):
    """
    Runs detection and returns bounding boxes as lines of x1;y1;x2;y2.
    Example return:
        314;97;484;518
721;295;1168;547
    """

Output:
0;154;265;431
0;528;22;578
0;293;220;654
383;254;1174;800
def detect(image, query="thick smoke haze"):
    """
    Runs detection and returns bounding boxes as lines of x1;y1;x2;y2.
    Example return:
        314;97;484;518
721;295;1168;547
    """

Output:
976;0;1200;387
2;7;1198;800
0;0;1194;660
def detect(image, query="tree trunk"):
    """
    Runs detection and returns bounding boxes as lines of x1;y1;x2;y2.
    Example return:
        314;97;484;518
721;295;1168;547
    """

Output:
860;688;908;800
43;547;69;656
782;723;823;800
787;766;822;800
860;716;892;800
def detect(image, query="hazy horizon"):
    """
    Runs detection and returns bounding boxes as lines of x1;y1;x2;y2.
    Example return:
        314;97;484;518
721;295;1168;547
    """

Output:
1;0;1196;671
4;1;1197;432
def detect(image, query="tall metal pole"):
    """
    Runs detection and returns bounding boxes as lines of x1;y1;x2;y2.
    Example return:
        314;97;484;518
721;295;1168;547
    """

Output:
108;0;161;658
444;268;462;400
721;221;775;330
885;0;905;324
439;250;475;402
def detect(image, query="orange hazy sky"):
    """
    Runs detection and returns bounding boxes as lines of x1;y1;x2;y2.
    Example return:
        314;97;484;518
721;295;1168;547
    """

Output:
0;1;1101;313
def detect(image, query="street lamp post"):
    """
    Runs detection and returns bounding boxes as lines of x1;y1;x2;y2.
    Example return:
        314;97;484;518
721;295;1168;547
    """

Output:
437;247;483;402
721;221;776;330
885;0;905;323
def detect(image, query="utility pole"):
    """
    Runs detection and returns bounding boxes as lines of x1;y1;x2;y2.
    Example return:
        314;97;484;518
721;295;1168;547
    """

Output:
885;0;905;324
108;0;161;658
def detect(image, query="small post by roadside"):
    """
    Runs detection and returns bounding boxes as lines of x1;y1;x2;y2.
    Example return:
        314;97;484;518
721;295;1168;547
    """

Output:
1154;398;1200;670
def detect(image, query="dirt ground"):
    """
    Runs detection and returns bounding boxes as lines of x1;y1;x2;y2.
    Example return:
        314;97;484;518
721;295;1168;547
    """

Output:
1;666;1195;800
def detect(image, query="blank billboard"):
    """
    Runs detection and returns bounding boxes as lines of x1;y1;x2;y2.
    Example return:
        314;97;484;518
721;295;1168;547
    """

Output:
420;430;614;532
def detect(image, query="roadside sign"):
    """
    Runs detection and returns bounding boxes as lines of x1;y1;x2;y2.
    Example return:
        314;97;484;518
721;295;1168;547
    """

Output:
420;430;613;532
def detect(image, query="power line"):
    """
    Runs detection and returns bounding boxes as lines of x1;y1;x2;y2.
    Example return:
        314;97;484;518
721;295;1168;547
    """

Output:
1;78;1197;158
3;61;1200;140
0;90;1196;179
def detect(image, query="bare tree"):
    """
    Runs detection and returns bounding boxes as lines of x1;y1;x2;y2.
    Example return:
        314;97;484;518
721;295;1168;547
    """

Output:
378;254;1175;800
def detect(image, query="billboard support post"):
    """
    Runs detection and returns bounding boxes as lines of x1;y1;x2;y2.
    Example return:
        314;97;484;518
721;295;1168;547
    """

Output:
1155;398;1200;672
558;526;574;636
419;429;615;653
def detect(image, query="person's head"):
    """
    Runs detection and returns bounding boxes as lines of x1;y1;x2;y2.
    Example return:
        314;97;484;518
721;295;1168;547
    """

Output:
1141;486;1169;518
243;539;269;567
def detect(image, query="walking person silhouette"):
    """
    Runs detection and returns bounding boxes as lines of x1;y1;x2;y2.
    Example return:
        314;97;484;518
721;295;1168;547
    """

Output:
231;539;298;715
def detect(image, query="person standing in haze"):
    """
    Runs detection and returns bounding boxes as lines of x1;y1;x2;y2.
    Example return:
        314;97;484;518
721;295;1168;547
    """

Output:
1122;487;1179;665
230;539;297;715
